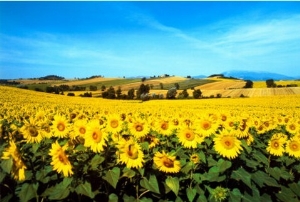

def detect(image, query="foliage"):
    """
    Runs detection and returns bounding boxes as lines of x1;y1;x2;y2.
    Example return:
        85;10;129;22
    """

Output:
266;79;276;88
0;86;300;202
167;87;177;99
178;89;189;99
127;88;135;99
244;80;253;88
193;89;202;99
137;84;150;99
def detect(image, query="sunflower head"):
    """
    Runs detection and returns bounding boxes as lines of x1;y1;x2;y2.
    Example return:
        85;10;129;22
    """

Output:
153;151;181;173
266;133;287;156
211;186;229;202
117;139;144;168
190;154;200;164
49;141;73;177
285;137;300;158
213;131;243;159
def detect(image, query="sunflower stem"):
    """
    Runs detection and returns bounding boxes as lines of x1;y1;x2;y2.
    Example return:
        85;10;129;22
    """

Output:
139;190;150;199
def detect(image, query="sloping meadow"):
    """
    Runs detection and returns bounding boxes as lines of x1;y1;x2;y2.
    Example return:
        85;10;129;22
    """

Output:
0;86;300;202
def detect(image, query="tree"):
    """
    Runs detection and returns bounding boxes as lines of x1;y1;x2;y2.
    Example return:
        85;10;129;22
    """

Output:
89;85;97;91
167;87;177;99
244;80;253;88
137;84;150;99
174;83;180;90
266;79;276;88
116;86;122;98
193;89;202;99
141;77;146;82
127;88;135;99
178;89;189;99
159;83;164;89
102;86;116;99
101;85;106;91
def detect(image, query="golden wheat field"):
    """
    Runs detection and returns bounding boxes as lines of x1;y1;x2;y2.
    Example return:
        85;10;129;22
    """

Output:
1;85;300;202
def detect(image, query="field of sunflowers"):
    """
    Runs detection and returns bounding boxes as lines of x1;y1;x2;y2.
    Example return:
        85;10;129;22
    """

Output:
0;85;300;202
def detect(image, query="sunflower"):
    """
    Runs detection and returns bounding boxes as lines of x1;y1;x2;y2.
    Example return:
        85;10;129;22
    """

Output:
106;114;123;133
20;117;43;143
71;119;88;139
237;119;250;138
190;153;200;164
177;127;203;148
84;120;108;153
1;141;27;181
117;138;144;168
153;151;181;173
128;117;150;138
266;133;287;156
35;109;46;122
211;186;229;202
140;134;160;149
285;119;299;134
195;115;219;137
213;131;243;159
51;114;70;138
155;118;174;136
49;141;73;177
285;137;300;158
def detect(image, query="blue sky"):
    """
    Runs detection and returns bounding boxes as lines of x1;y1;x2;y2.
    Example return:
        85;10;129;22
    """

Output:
1;2;300;79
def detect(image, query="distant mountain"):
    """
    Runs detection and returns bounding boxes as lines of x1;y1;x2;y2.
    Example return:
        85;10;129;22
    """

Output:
222;70;296;81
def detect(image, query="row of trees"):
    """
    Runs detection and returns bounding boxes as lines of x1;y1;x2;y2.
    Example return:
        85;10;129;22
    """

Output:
101;83;203;100
266;79;298;88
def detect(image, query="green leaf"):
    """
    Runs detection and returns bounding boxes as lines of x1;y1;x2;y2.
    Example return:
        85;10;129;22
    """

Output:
138;168;145;176
192;173;201;183
75;182;95;199
196;194;207;202
207;156;218;167
245;159;260;169
289;182;300;197
181;162;193;174
199;151;206;163
75;144;86;152
267;167;281;180
121;167;136;178
166;176;179;196
42;177;72;200
253;150;269;165
140;142;149;151
90;154;104;169
186;187;197;202
140;175;160;194
217;159;232;173
252;170;280;188
123;194;135;202
109;193;118;202
18;183;38;202
241;139;252;153
276;186;298;202
140;197;153;202
103;167;120;189
251;171;264;188
1;158;13;174
229;188;242;202
231;168;252;189
267;167;292;181
263;176;280;187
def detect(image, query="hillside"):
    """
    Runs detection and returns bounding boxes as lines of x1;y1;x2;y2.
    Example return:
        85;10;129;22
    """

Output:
5;75;300;98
